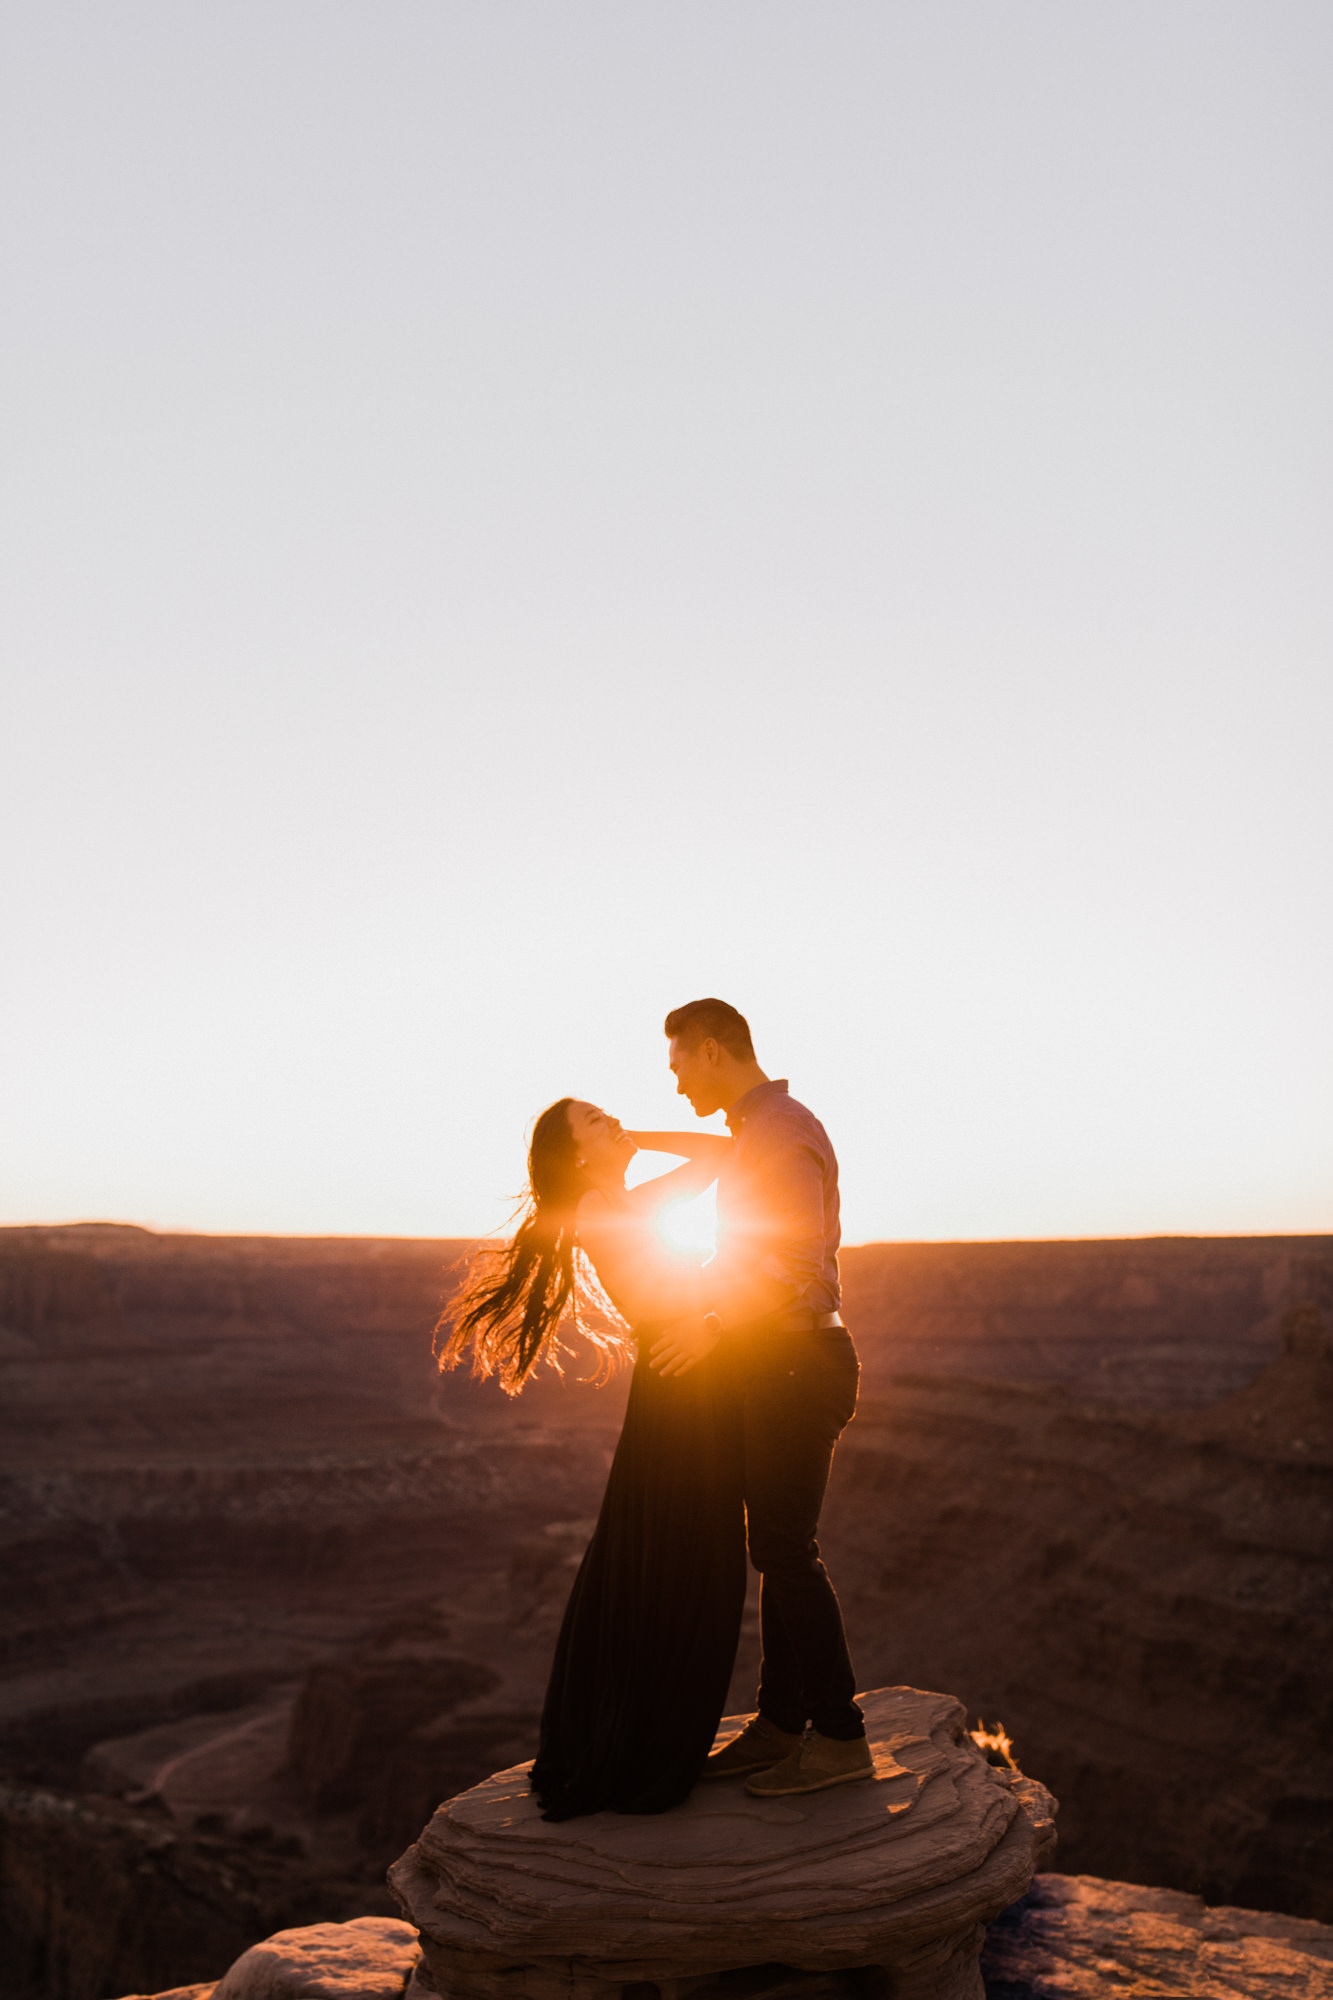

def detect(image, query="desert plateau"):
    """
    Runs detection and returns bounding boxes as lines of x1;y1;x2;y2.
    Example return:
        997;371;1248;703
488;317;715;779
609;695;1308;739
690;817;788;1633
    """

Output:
1;1224;1330;2000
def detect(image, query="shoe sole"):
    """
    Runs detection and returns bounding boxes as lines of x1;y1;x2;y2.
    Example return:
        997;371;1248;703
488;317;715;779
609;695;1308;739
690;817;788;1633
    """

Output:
701;1759;780;1780
743;1764;874;1798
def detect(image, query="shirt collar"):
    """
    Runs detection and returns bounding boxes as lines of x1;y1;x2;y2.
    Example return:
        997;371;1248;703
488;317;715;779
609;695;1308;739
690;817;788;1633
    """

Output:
725;1078;789;1134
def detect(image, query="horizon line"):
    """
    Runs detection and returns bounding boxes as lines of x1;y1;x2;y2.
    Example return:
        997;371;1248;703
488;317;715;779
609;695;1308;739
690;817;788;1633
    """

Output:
2;1218;1330;1250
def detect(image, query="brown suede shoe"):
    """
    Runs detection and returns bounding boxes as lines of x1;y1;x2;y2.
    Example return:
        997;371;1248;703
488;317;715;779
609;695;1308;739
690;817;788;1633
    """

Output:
743;1729;874;1797
703;1714;804;1779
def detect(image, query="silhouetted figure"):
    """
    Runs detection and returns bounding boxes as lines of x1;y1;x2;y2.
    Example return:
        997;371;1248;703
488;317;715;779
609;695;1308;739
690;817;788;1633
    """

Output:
438;1096;744;1818
438;996;868;1816
650;998;870;1797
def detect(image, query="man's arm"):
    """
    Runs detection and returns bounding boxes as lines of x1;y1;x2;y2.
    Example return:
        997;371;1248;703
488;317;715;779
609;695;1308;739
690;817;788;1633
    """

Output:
649;1129;828;1375
624;1131;732;1163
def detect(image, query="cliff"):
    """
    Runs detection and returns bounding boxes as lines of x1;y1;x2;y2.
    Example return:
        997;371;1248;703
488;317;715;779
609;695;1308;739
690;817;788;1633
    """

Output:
1;1226;1330;1998
823;1309;1333;1920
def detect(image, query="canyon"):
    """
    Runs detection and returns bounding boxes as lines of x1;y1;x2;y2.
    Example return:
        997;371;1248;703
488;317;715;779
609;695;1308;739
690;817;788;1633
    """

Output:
0;1223;1329;2000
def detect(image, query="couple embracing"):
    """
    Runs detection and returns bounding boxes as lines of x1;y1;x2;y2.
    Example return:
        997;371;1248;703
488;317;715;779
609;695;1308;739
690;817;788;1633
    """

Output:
439;997;869;1822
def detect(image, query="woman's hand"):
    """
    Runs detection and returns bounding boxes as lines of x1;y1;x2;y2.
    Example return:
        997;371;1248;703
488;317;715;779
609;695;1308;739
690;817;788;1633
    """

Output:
649;1313;721;1378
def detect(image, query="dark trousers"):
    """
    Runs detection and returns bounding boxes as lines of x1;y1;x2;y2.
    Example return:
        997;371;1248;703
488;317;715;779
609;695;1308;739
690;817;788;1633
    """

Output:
738;1323;864;1741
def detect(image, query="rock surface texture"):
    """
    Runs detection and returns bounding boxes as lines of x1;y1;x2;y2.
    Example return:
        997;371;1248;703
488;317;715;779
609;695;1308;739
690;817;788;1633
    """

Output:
110;1876;1333;2000
982;1872;1333;1997
389;1686;1057;2000
116;1917;421;2000
211;1917;420;2000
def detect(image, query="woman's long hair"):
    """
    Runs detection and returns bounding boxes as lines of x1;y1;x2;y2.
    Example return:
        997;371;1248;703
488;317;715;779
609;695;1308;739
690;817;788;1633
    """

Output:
435;1098;630;1394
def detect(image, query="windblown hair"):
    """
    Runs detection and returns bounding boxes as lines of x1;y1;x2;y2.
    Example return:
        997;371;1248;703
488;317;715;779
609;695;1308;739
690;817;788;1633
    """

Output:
663;996;755;1062
435;1098;630;1395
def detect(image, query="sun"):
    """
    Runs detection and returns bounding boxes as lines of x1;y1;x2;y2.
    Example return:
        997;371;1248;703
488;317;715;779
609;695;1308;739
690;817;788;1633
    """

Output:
656;1184;718;1257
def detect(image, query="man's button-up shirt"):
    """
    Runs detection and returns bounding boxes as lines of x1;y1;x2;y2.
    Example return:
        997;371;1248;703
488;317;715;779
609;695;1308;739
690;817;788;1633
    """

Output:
711;1079;842;1323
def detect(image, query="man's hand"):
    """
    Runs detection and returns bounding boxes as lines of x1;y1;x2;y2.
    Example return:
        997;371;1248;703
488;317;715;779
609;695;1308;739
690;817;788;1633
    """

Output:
649;1313;720;1378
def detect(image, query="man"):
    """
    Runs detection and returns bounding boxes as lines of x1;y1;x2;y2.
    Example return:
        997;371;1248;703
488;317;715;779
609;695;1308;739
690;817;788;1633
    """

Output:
649;997;872;1797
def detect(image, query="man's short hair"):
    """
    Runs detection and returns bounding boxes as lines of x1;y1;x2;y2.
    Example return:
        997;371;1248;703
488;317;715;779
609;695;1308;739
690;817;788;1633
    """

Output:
663;997;755;1062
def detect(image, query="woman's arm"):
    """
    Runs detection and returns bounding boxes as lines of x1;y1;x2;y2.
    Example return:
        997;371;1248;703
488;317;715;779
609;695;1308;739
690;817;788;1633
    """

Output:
622;1153;720;1216
624;1131;732;1163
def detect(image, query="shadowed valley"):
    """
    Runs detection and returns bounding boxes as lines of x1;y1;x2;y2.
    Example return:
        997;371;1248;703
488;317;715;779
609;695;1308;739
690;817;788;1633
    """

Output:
1;1224;1330;2000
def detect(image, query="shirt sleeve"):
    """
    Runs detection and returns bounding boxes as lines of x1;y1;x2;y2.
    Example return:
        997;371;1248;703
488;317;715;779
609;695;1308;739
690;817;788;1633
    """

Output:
756;1135;827;1303
709;1126;827;1319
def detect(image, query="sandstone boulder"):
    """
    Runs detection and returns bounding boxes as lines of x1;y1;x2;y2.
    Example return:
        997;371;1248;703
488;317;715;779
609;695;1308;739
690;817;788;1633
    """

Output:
389;1685;1057;2000
117;1989;215;2000
113;1871;1333;2000
982;1871;1333;1996
210;1917;420;1999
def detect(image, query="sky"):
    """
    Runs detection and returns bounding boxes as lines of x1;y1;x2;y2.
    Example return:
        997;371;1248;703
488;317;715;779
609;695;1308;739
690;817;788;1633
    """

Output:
2;2;1330;1245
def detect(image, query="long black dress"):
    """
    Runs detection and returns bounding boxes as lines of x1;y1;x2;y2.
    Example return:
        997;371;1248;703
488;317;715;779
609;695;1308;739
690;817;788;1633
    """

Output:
530;1331;747;1820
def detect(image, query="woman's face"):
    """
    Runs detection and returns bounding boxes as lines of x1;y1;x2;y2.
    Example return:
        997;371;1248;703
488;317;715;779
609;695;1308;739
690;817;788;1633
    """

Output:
566;1101;636;1182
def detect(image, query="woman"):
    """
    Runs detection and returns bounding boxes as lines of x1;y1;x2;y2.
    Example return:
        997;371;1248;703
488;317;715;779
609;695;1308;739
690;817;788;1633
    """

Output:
437;1097;744;1820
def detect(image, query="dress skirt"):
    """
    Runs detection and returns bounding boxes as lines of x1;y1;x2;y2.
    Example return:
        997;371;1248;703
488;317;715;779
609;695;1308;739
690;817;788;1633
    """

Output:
530;1334;747;1819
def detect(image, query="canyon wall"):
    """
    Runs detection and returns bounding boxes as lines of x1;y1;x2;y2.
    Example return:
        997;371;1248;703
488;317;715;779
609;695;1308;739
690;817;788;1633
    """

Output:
0;1223;1329;1999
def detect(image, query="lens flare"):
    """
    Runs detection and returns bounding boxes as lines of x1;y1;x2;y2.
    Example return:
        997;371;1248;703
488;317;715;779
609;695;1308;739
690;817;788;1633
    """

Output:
656;1185;718;1257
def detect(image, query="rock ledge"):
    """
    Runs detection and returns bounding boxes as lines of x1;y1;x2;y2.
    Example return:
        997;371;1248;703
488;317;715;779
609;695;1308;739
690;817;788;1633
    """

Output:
984;1872;1333;1997
390;1685;1057;2000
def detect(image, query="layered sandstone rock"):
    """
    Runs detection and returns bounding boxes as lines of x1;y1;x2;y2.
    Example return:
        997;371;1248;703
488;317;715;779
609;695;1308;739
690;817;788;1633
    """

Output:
115;1916;421;2000
389;1686;1057;2000
211;1917;420;2000
982;1872;1333;1996
113;1878;1333;2000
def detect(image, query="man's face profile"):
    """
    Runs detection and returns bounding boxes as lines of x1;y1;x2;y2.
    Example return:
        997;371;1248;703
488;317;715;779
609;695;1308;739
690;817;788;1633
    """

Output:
668;1034;724;1118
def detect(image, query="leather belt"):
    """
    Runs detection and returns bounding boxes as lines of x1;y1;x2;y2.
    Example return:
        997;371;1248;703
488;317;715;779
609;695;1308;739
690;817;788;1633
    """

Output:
725;1306;848;1340
769;1307;846;1333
